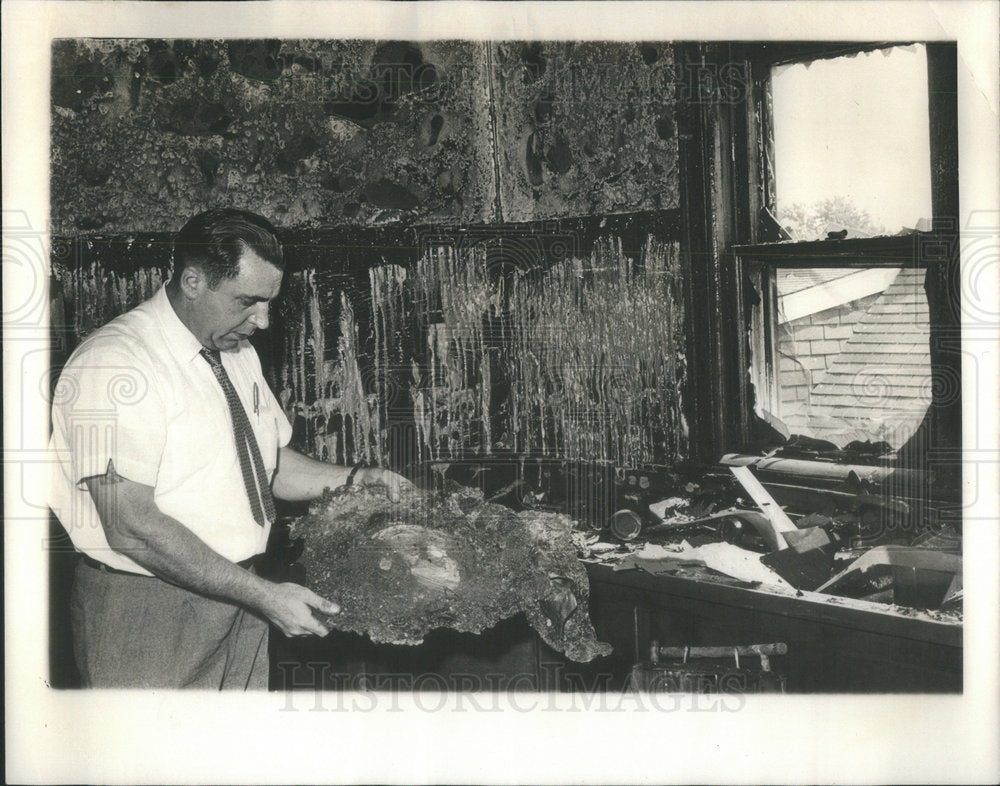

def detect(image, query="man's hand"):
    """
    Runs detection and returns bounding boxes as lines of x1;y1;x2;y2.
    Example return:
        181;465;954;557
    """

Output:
258;582;341;638
85;463;339;639
273;447;416;503
356;467;415;503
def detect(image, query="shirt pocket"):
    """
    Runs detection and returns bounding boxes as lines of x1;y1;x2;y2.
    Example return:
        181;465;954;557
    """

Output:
252;394;281;478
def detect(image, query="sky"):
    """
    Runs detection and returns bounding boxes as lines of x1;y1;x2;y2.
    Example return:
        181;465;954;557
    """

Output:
772;44;933;235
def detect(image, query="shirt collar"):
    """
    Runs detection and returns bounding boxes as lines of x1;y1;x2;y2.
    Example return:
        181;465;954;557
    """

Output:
150;285;208;364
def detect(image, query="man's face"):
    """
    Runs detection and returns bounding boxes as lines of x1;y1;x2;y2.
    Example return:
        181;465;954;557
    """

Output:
194;250;284;351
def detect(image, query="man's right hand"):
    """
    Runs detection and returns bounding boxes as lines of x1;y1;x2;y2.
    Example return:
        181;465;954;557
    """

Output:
85;464;342;639
258;582;341;638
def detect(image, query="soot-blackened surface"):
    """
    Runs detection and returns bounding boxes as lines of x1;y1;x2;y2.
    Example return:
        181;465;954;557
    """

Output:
290;485;611;662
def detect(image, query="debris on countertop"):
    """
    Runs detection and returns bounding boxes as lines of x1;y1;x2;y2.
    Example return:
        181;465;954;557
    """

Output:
647;496;692;521
579;462;963;621
614;539;793;588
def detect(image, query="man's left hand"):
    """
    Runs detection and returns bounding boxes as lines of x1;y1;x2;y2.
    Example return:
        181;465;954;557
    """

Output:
356;467;414;503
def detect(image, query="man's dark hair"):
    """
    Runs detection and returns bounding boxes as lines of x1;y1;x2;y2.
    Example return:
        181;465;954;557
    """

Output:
172;208;283;288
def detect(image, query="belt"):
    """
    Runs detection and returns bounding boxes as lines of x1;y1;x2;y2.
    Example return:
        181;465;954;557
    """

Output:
80;553;261;575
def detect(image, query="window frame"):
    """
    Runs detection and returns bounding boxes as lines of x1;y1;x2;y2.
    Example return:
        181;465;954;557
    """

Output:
674;41;957;466
734;235;930;445
739;42;953;461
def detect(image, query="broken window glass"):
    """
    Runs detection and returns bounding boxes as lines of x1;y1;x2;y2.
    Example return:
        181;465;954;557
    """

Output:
774;266;931;449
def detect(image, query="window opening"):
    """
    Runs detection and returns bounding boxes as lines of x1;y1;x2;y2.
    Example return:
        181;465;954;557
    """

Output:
771;44;933;241
772;264;931;449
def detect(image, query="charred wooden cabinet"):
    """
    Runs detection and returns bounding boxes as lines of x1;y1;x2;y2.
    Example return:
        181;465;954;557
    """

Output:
576;565;961;693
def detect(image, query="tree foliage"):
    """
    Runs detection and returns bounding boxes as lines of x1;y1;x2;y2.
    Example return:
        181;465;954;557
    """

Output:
778;196;887;241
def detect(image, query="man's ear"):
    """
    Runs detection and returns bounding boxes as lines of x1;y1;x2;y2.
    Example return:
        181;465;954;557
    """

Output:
177;265;207;301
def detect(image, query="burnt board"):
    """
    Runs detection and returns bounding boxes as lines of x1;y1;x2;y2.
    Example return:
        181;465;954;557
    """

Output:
290;484;612;662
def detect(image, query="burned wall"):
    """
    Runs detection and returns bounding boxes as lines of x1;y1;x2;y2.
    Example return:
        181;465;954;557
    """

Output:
269;216;688;470
49;236;173;355
51;39;497;232
492;42;680;222
50;39;689;469
51;39;680;232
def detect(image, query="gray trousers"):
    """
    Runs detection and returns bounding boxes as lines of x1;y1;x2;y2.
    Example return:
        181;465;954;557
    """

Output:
70;560;269;689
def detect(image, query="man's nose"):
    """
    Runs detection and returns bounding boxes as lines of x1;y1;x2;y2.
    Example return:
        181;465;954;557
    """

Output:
250;302;270;330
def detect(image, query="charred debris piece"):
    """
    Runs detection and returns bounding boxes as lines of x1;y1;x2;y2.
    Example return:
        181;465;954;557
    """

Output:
816;545;962;609
289;483;612;662
590;463;962;615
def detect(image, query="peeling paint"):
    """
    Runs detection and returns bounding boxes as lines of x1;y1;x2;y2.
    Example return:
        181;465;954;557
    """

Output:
280;270;382;466
54;222;687;470
53;260;167;342
283;233;687;468
408;244;503;460
52;39;682;232
506;236;686;465
370;263;409;460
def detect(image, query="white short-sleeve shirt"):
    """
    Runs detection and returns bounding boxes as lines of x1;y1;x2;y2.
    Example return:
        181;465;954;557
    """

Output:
48;286;293;574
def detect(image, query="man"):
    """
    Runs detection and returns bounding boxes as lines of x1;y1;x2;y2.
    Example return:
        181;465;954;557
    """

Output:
49;208;409;689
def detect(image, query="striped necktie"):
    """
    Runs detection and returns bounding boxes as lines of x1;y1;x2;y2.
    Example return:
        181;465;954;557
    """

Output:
200;348;276;527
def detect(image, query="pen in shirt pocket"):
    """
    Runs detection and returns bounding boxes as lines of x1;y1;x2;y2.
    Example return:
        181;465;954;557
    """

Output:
253;382;260;421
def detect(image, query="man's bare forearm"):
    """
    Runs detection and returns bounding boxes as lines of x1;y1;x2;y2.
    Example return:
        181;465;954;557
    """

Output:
89;472;270;607
272;447;413;503
271;446;353;501
85;464;338;636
